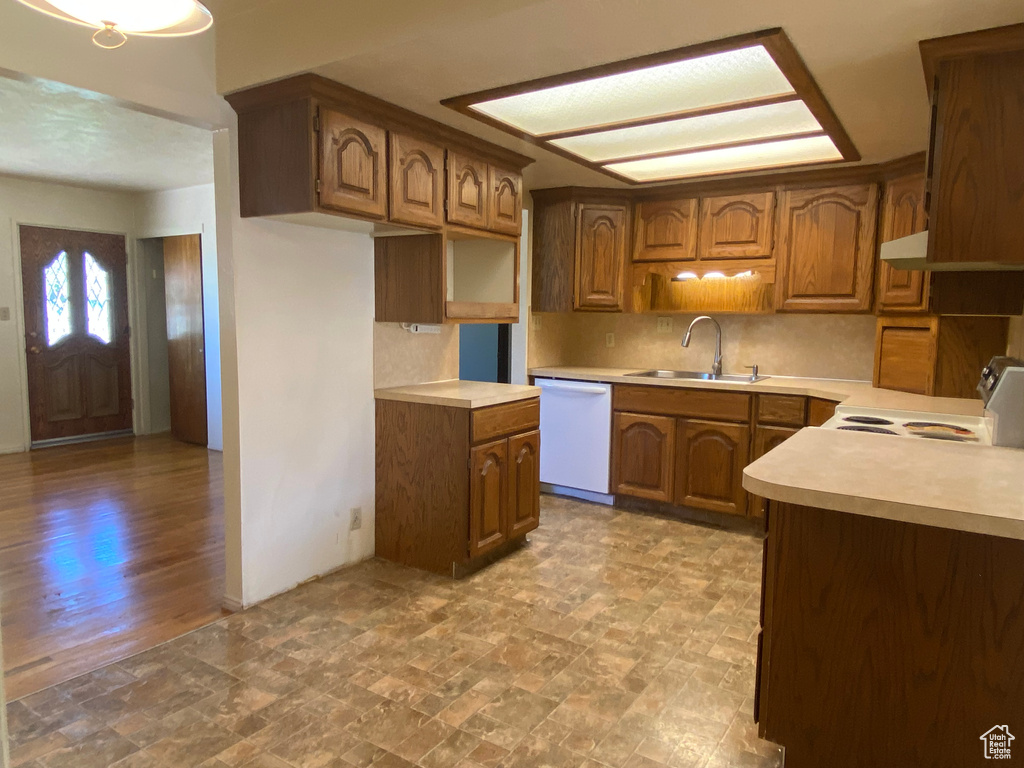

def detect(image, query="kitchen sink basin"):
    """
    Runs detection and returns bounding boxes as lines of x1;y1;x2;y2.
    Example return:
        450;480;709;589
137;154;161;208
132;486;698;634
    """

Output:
626;369;769;383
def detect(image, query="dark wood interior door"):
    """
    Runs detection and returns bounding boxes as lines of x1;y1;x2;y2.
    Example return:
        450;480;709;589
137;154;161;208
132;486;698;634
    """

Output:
163;235;208;446
20;226;132;444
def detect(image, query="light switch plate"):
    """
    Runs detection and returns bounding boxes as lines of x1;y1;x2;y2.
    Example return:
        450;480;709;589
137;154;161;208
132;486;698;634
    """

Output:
657;316;673;334
605;333;615;348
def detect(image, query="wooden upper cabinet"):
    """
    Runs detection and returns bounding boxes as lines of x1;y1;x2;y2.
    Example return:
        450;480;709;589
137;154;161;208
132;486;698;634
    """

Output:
489;166;523;236
698;192;775;260
775;184;879;313
926;45;1024;267
613;412;675;502
674;419;749;516
469;438;508;558
447;151;490;230
388;132;444;229
575;203;628;311
877;174;928;312
507;430;540;538
318;107;387;219
633;199;698;262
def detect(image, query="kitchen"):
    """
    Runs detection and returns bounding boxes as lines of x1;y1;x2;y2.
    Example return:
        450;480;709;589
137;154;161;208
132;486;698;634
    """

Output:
1;4;1023;768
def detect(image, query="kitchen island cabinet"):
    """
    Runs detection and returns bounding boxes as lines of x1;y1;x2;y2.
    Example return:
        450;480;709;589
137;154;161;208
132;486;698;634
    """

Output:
375;380;540;576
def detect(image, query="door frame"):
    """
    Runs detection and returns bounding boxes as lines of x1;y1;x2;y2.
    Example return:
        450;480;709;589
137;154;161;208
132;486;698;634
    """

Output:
10;221;148;452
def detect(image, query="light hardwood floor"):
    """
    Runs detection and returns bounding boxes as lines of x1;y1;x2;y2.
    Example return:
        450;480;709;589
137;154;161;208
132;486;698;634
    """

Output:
0;435;227;701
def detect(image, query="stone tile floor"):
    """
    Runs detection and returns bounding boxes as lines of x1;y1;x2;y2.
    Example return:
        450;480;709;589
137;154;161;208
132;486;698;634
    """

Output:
5;496;782;768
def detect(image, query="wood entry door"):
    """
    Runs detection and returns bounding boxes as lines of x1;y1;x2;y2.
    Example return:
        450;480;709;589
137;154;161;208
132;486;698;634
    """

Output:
20;226;132;443
163;235;208;446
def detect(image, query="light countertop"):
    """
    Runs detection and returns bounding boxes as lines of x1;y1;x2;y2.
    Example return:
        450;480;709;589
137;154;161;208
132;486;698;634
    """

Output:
528;366;986;417
744;428;1024;541
375;380;539;409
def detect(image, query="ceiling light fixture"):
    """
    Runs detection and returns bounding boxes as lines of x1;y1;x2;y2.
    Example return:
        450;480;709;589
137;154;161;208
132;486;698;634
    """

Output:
443;29;858;184
14;0;212;48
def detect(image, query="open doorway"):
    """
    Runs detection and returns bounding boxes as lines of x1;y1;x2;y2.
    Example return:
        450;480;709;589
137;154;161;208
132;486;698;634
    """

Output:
459;324;512;383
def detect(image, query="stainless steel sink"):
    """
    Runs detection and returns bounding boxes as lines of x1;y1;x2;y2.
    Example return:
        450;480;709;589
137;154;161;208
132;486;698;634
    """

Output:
626;369;769;383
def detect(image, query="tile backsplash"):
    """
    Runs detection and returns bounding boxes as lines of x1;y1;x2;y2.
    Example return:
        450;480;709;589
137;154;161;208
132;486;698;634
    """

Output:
529;312;879;381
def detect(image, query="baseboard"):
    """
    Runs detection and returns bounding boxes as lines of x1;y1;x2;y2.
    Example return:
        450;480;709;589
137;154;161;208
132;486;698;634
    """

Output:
221;594;244;613
540;483;615;506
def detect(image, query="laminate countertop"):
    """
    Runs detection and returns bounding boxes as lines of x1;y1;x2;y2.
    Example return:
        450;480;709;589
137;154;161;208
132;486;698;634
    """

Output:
530;366;1022;540
375;380;539;409
528;366;985;416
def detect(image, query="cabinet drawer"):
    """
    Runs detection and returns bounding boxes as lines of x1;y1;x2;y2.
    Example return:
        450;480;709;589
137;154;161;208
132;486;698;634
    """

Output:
756;395;806;427
614;385;750;422
807;397;838;427
472;398;539;444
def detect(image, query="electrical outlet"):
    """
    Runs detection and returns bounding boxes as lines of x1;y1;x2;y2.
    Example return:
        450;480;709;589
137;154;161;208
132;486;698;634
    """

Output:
605;332;615;348
350;507;363;531
0;307;10;322
657;316;673;334
531;314;541;331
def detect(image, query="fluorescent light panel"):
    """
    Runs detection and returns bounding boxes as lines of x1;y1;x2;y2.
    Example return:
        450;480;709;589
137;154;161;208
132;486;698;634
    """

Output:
550;100;823;163
471;45;794;137
606;135;843;182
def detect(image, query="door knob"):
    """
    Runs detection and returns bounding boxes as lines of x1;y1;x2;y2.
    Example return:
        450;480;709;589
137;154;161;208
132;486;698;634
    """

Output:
28;331;38;338
28;346;41;354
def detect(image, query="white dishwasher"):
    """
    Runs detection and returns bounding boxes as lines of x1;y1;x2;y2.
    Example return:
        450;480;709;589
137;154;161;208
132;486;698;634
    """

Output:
536;378;614;504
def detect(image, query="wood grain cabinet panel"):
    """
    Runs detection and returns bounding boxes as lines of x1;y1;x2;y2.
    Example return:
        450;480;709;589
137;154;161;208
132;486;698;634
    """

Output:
756;395;806;427
489;166;523;235
806;397;838;427
927;47;1024;266
470;439;508;558
472;399;540;444
876;173;929;312
447;151;490;230
775;184;878;312
507;430;540;538
388;132;444;229
749;425;800;519
613;412;675;502
575;204;628;311
698;192;775;260
632;199;698;262
675;419;749;516
318;107;387;219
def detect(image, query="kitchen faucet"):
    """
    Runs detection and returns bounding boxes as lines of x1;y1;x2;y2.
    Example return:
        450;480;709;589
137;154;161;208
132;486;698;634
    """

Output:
682;316;723;376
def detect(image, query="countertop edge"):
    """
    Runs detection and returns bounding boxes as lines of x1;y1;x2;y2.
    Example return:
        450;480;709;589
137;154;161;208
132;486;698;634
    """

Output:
374;382;540;409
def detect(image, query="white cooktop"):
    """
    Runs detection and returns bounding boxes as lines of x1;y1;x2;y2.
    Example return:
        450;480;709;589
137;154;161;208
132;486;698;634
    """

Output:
822;405;993;445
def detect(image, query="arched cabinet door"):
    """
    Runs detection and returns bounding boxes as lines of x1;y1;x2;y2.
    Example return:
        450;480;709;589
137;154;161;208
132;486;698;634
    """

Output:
674;419;749;516
489;166;523;235
507;430;540;537
318;107;387;219
877;173;928;312
575;203;628;311
698;192;776;260
469;438;508;557
613;412;675;502
447;151;490;230
389;132;444;229
775;184;878;312
633;198;698;262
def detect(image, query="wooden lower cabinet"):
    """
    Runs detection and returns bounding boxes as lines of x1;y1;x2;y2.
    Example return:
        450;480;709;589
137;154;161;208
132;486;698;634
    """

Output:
748;425;800;519
613;412;676;502
674;419;749;516
507;430;541;538
376;396;540;575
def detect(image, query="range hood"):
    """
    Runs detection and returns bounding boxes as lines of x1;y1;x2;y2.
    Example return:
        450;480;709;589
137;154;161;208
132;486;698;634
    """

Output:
880;230;1024;272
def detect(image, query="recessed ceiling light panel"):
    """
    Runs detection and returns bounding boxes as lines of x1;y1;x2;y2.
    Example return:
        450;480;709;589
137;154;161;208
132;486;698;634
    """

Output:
605;134;843;182
471;45;793;137
549;99;823;163
443;29;858;184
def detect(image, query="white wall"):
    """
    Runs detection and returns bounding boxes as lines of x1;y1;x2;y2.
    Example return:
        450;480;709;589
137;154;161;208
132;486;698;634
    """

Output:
0;615;7;768
135;184;223;450
215;127;375;607
0;175;137;453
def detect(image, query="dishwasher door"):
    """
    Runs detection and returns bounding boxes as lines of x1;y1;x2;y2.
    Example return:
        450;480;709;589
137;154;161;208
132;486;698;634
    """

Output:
536;378;613;497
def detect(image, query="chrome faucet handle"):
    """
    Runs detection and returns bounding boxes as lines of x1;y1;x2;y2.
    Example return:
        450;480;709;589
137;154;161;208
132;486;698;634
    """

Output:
744;364;759;381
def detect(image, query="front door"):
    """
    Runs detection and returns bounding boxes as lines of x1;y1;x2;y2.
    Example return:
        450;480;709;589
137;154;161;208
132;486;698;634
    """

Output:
20;225;132;444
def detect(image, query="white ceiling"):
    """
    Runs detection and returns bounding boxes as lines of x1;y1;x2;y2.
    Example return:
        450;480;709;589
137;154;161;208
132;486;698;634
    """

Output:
210;0;1024;190
0;74;213;192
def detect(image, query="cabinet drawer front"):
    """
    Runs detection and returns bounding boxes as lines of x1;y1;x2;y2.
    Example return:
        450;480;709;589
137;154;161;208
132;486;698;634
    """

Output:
756;395;806;427
614;385;750;422
472;398;539;443
807;397;838;427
